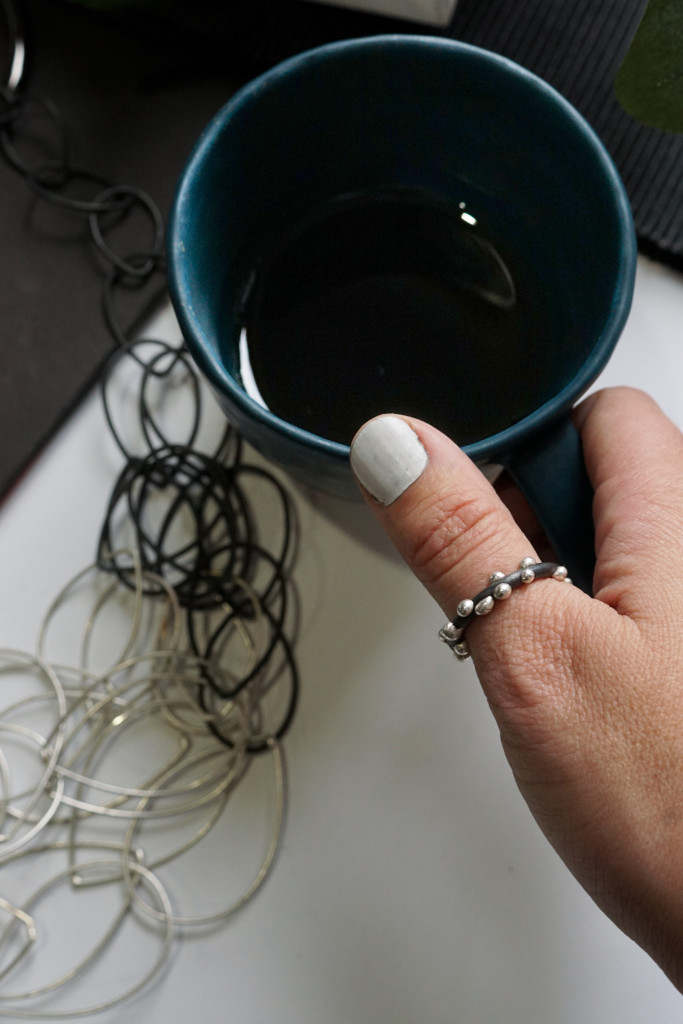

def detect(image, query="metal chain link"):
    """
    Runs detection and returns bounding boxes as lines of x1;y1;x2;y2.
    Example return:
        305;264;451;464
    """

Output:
0;0;166;350
0;23;302;1015
0;0;300;749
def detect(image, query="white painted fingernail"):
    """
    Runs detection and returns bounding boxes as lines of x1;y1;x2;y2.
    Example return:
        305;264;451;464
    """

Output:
350;415;428;505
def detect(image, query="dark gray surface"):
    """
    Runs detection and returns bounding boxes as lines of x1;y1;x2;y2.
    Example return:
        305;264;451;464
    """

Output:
0;0;245;499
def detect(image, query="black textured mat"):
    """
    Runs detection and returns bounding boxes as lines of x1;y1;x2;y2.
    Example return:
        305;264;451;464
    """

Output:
449;0;683;266
1;0;680;502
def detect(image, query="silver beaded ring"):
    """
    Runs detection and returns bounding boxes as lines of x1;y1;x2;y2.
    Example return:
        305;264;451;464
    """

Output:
438;558;571;661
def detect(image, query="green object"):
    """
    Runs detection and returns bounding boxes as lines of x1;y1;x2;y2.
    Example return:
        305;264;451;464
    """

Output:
616;0;683;132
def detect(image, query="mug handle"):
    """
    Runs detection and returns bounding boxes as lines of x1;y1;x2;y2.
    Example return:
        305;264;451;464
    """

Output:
500;414;595;595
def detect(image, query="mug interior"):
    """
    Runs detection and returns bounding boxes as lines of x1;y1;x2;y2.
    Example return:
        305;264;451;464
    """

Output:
169;35;635;472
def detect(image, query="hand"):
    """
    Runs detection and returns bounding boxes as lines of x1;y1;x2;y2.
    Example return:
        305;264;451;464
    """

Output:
349;387;683;992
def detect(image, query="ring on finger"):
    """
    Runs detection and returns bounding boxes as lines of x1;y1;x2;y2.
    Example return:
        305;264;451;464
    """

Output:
438;558;571;662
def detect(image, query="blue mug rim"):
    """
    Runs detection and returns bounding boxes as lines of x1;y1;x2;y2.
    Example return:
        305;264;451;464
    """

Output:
168;34;637;467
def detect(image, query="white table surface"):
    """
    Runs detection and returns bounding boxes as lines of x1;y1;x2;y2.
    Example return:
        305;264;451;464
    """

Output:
1;254;682;1021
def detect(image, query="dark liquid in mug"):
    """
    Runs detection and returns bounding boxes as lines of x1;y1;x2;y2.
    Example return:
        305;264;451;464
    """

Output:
236;189;558;446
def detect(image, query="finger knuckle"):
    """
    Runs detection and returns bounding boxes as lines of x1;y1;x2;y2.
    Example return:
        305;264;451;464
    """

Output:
408;492;501;586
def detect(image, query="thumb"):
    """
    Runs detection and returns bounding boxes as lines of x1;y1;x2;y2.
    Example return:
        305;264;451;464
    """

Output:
348;409;614;729
350;413;575;631
348;411;629;798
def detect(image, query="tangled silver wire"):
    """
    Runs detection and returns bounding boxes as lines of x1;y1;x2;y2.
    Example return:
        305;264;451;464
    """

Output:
0;547;289;1017
0;0;299;1015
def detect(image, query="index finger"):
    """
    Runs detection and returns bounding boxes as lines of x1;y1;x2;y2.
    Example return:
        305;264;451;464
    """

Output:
576;387;683;619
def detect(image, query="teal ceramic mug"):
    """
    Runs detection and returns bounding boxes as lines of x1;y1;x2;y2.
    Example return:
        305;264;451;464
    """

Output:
167;35;637;594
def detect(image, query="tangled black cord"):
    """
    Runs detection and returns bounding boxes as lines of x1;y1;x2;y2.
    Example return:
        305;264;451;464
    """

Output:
1;0;300;751
98;337;300;752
